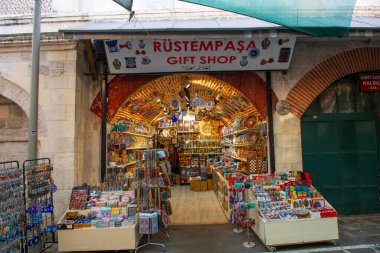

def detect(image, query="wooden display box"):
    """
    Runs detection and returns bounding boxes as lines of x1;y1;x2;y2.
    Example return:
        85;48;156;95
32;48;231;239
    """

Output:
175;174;180;185
248;189;339;251
58;209;140;252
201;181;207;191
252;211;338;249
207;179;213;190
192;180;201;191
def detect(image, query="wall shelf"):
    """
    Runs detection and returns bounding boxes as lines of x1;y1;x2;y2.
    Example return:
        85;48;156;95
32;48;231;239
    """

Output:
183;153;223;155
122;131;154;138
182;140;221;142
222;128;259;137
182;147;222;150
125;146;150;150
222;143;253;147
225;154;247;162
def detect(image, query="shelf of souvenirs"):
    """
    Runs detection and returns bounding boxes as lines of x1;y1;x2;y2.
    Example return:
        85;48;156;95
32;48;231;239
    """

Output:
178;131;200;134
183;152;223;155
156;126;178;130
182;147;222;150
125;146;152;150
182;139;221;142
222;128;259;137
122;131;154;138
224;154;248;162
106;159;147;169
221;143;254;147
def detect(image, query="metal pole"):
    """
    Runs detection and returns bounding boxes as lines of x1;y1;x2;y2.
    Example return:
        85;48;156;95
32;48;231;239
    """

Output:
266;71;276;174
28;0;41;160
100;63;108;181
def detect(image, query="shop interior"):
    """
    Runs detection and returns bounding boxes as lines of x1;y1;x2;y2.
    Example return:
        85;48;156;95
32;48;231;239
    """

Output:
105;73;267;225
55;73;339;252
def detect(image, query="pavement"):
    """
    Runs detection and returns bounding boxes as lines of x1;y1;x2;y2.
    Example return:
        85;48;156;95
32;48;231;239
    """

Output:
46;213;380;253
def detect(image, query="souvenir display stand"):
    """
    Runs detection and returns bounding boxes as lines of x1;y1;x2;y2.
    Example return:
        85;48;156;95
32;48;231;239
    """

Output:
58;121;171;252
23;158;57;252
0;161;25;253
57;209;140;252
212;167;230;218
248;173;339;252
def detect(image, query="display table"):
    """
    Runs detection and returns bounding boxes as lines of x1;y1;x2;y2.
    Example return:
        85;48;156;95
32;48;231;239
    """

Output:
211;168;231;219
247;187;339;252
251;210;338;251
58;209;141;252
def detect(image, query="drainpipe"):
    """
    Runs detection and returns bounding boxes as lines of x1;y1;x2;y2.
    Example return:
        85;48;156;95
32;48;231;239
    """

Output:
27;0;41;160
100;63;108;181
266;71;276;174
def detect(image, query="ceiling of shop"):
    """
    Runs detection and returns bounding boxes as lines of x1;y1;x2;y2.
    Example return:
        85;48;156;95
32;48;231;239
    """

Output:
112;73;260;126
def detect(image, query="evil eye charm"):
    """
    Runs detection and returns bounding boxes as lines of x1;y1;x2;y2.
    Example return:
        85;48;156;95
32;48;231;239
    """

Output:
33;235;40;245
50;183;57;193
27;238;34;247
50;224;57;233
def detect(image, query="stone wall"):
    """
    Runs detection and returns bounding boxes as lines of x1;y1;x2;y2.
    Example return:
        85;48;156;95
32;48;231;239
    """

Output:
0;41;78;220
0;95;29;163
271;38;380;172
74;41;101;185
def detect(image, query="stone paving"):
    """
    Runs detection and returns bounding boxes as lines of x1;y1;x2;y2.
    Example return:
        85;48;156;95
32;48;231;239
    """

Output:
45;213;380;253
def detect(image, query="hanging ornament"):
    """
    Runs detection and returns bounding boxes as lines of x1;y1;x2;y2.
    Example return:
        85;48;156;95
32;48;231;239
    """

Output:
171;112;178;123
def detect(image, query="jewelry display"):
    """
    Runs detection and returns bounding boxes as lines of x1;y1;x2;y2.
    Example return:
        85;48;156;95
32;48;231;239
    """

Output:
23;158;57;252
0;161;25;253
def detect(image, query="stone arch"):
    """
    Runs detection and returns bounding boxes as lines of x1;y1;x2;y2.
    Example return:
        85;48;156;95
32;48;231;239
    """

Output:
91;72;277;121
0;76;48;138
287;47;380;118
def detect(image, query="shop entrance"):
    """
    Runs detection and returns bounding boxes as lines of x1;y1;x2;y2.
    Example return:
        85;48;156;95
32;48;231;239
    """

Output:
105;73;268;224
301;74;380;215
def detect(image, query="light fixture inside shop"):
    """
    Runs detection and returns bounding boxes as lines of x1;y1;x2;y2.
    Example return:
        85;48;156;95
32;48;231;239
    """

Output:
184;79;191;89
183;111;195;121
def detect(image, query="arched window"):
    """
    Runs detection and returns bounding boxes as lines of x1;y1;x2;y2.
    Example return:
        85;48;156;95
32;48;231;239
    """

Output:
304;73;380;116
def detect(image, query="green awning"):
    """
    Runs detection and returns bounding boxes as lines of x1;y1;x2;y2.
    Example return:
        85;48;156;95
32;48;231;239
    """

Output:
180;0;357;36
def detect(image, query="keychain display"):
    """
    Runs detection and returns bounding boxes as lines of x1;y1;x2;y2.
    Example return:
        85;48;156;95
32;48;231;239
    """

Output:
23;158;57;251
0;161;25;253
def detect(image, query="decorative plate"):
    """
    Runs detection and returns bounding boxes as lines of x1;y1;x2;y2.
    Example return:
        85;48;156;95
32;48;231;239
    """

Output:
168;129;177;137
198;98;206;109
170;98;180;110
205;100;215;111
163;129;169;138
192;97;201;106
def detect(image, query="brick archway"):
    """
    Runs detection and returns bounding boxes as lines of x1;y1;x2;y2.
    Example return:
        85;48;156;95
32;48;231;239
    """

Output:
287;47;380;118
91;72;277;121
0;76;48;138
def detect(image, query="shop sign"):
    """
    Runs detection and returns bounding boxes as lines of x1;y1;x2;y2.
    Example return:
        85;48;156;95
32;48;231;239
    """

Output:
359;73;380;92
104;37;296;74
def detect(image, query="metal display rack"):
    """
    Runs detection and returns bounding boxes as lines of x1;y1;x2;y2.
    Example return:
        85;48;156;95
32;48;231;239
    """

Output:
0;160;25;253
23;158;57;253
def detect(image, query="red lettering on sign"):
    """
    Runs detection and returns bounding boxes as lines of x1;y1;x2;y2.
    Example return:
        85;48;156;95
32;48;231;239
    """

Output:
199;41;213;51
215;41;223;51
246;40;257;50
359;74;380;92
153;42;161;52
167;56;195;64
224;41;235;51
